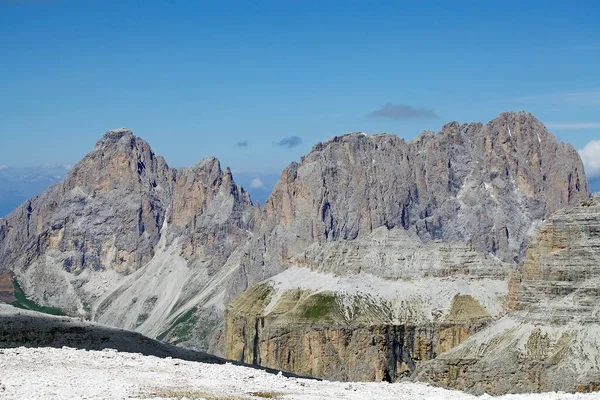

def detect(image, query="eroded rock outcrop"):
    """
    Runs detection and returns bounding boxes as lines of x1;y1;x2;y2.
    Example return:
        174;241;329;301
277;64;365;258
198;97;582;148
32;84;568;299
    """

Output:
235;112;588;297
413;196;600;394
0;272;15;303
0;111;591;357
224;227;509;381
0;129;254;352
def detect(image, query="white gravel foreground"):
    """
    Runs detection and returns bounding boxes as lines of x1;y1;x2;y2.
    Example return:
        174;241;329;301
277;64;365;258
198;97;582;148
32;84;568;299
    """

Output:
0;347;599;400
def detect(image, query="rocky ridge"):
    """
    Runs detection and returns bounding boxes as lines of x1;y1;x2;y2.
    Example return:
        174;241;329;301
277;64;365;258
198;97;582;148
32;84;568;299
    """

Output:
224;227;509;381
0;129;254;353
413;196;600;394
0;111;591;358
221;111;590;379
234;111;588;300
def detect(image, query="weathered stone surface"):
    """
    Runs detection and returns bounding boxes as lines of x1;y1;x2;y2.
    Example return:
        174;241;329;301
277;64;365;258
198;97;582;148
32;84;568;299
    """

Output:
414;196;600;394
224;227;508;381
0;272;15;304
509;196;600;321
235;112;588;298
0;129;254;352
225;315;487;382
1;129;173;276
0;111;591;358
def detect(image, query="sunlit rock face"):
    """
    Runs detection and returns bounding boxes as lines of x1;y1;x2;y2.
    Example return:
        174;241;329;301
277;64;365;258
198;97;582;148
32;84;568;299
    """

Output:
225;227;509;381
238;111;588;297
414;197;600;395
0;111;590;359
0;128;255;353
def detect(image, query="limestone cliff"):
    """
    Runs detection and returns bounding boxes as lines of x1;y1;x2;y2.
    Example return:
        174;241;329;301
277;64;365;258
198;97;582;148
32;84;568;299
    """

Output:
413;196;600;394
224;227;508;381
235;111;589;297
0;111;590;357
0;129;254;352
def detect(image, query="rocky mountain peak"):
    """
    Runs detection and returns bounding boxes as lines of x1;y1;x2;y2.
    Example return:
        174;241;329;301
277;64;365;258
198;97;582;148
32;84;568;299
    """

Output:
0;112;592;356
240;112;589;293
194;156;220;171
94;127;135;150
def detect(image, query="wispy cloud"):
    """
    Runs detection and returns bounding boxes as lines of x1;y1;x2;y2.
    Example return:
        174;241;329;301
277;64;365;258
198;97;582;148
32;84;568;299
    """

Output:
234;140;249;148
274;136;302;148
579;140;600;179
367;103;440;120
515;90;600;107
545;122;600;130
250;178;266;190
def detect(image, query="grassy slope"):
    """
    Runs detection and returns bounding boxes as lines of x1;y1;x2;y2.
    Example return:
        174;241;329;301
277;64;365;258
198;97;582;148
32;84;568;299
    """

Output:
11;278;65;316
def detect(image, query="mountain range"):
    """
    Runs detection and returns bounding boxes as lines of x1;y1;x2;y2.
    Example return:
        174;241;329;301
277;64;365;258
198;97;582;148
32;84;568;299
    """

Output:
0;111;596;394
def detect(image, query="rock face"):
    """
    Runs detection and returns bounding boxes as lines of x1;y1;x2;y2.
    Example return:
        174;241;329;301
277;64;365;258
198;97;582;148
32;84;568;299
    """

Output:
413;196;600;394
236;112;588;298
224;227;509;381
0;129;254;352
0;111;591;358
0;272;15;303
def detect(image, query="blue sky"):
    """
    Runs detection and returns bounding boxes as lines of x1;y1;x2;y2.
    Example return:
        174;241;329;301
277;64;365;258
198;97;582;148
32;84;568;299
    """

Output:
1;0;599;185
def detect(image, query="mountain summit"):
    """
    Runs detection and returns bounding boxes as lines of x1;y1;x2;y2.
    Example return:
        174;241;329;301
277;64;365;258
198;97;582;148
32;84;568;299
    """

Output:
0;112;591;357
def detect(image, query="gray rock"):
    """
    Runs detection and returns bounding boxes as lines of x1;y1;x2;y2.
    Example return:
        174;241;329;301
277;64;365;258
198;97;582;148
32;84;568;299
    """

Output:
0;129;254;352
235;111;589;296
0;111;590;356
413;196;600;394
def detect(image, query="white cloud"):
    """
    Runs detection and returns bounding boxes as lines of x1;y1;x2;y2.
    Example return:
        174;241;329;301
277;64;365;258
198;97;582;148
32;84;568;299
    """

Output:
579;140;600;179
0;165;6;170
546;122;600;130
250;178;266;190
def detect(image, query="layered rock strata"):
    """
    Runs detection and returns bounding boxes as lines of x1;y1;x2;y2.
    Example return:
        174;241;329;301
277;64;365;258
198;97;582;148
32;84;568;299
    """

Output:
0;112;590;356
413;196;600;394
235;111;589;298
225;227;509;381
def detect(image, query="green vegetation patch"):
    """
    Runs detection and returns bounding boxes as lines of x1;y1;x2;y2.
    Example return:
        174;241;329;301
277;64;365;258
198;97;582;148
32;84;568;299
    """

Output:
11;278;65;316
526;328;551;360
157;306;199;343
229;282;275;316
444;294;490;323
299;292;338;320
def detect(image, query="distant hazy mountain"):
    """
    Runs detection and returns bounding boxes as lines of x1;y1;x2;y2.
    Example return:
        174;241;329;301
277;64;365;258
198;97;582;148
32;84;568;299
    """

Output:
0;165;70;217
